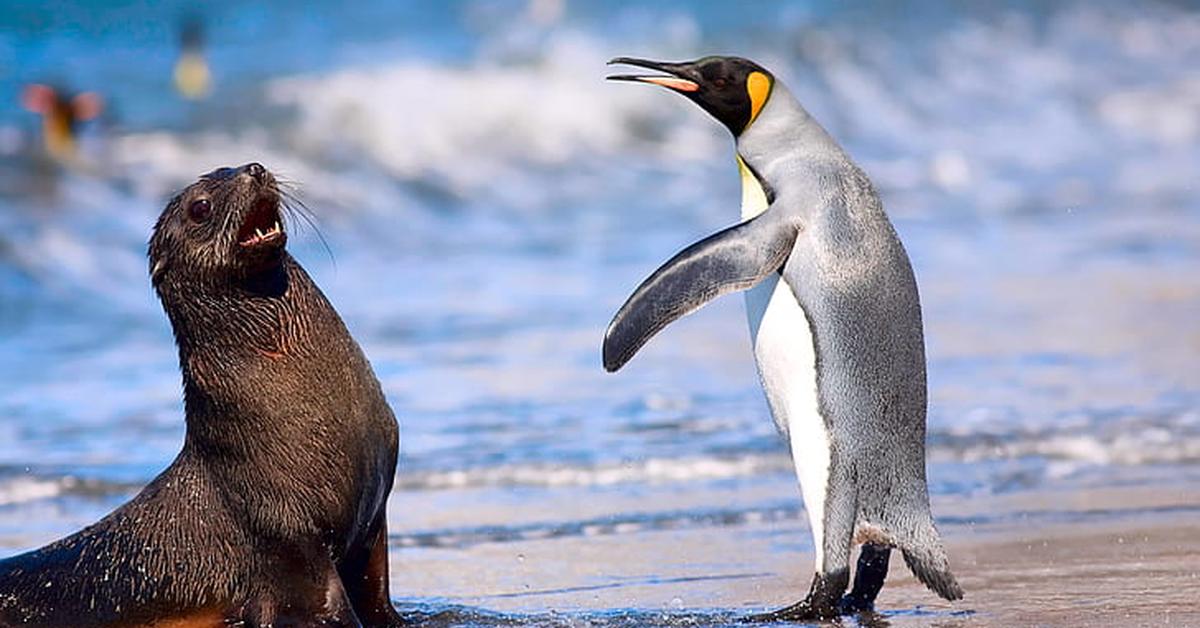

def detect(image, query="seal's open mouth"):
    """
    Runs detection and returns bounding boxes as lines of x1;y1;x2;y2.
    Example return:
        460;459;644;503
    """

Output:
237;195;284;250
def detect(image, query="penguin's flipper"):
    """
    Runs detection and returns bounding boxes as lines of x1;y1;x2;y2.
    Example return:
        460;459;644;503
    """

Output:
603;208;797;372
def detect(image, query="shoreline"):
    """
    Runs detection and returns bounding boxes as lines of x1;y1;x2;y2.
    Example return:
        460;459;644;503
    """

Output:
1;474;1195;625
387;481;1200;626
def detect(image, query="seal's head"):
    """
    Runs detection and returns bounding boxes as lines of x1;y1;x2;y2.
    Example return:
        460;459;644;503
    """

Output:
149;162;287;292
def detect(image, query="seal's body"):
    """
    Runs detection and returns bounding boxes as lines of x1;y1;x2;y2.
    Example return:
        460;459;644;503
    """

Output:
0;163;403;627
603;57;961;619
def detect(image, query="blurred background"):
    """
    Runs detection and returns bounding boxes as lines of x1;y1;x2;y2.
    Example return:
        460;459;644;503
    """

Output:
0;0;1197;620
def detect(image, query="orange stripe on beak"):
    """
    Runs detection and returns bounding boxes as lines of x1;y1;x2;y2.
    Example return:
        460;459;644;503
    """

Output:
637;76;700;92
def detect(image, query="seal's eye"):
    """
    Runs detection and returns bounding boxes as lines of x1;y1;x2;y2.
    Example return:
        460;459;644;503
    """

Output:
188;198;212;223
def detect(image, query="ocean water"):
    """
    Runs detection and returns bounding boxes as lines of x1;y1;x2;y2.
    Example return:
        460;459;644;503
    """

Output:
0;0;1198;624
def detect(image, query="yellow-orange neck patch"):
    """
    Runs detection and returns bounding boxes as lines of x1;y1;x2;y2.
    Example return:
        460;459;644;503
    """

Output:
746;71;771;127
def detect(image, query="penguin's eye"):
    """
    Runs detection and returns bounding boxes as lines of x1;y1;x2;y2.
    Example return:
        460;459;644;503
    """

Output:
713;77;728;89
188;198;212;223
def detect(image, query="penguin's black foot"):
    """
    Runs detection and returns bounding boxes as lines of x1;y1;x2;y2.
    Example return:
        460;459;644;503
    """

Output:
743;598;840;623
840;542;892;616
838;592;875;614
744;569;849;623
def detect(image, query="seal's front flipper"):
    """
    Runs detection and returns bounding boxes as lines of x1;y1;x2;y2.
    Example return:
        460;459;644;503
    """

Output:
840;543;892;613
603;209;798;372
341;514;405;627
244;548;362;628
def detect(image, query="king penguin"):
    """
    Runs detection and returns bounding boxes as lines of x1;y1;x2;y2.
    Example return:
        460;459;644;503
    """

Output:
602;56;963;620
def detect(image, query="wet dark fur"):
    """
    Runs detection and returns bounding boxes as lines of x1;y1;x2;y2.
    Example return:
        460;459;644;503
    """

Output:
0;164;404;627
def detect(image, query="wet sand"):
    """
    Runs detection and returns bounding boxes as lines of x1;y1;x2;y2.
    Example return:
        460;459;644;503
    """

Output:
388;482;1200;626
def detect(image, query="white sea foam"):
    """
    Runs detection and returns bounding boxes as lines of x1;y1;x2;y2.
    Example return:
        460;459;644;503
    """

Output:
78;2;1200;224
265;34;718;193
0;476;63;506
762;3;1200;217
394;422;1200;493
91;33;718;216
0;421;1195;509
931;410;1200;468
18;3;1192;225
395;454;792;491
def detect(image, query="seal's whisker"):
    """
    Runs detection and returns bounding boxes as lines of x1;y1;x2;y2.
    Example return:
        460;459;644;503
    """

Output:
279;189;336;267
279;188;318;230
279;189;316;222
273;181;312;217
273;175;305;198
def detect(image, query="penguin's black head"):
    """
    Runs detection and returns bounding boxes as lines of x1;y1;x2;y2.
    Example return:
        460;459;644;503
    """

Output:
608;55;774;136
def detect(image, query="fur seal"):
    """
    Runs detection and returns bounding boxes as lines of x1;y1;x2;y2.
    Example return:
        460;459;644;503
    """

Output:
0;163;404;627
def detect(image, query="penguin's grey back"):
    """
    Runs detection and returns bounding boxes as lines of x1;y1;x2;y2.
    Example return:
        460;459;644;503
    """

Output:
740;86;961;600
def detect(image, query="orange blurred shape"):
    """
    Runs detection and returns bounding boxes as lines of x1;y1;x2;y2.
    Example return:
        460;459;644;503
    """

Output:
21;84;103;161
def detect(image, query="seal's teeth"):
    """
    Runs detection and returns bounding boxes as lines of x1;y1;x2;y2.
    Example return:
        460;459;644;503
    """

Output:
274;221;281;234
256;228;265;239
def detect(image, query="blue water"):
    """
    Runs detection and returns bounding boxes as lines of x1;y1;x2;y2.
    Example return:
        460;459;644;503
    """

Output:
0;0;1198;623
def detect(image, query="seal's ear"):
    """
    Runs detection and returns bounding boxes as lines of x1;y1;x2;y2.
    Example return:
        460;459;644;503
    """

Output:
149;198;177;285
151;259;167;283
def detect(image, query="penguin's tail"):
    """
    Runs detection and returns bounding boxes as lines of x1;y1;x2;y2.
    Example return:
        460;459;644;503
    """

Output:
894;515;964;601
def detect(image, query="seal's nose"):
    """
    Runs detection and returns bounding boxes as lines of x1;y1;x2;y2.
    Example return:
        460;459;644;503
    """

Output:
243;162;266;181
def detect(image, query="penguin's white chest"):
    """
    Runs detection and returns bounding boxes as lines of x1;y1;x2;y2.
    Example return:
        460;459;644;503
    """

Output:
738;156;832;569
743;277;820;442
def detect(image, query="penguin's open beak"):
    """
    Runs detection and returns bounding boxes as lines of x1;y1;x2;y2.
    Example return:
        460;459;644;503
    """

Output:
606;57;700;93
